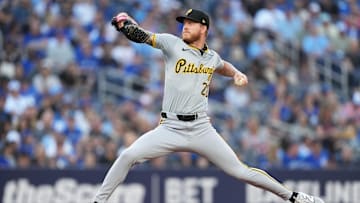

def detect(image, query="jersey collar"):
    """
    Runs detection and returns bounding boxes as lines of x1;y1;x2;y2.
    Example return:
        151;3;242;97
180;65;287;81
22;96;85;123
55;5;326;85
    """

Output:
184;41;209;55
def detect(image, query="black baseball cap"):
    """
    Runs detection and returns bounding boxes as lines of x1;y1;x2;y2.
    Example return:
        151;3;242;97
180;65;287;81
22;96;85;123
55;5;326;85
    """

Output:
176;9;210;28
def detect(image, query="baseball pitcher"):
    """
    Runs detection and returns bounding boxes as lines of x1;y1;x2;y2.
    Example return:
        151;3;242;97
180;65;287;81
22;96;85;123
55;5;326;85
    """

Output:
93;9;325;203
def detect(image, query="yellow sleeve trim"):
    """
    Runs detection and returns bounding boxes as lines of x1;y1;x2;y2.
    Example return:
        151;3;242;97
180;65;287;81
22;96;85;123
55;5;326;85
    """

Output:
151;34;156;47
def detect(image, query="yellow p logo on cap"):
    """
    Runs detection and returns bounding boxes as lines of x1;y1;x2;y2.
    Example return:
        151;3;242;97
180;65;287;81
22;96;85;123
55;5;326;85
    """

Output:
186;9;192;16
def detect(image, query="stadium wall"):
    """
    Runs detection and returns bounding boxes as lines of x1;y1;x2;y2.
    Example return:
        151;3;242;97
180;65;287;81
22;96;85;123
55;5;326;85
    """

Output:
1;169;359;203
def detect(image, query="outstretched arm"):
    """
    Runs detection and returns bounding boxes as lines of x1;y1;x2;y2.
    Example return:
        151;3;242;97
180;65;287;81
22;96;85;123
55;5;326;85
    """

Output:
111;12;154;46
215;60;248;86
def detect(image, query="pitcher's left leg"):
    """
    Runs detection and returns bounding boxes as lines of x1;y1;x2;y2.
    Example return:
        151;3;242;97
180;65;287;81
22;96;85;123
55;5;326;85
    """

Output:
190;124;292;201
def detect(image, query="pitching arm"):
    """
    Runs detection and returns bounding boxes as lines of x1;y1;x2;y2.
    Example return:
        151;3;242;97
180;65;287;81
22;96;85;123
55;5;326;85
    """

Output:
111;13;154;46
215;60;248;86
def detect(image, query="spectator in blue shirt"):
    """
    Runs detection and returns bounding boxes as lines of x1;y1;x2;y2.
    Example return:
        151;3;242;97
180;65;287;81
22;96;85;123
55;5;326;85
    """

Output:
247;31;273;59
304;139;329;169
76;41;99;72
302;22;330;57
63;114;83;147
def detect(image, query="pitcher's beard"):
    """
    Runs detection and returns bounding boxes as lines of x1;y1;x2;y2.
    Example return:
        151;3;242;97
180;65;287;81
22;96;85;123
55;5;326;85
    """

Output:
182;35;200;44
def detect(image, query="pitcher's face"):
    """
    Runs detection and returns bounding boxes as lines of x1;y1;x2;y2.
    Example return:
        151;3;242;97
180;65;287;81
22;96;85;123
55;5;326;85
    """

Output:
181;19;203;43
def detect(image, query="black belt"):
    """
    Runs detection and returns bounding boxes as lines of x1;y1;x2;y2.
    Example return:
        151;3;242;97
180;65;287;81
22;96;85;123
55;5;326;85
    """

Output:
161;112;198;121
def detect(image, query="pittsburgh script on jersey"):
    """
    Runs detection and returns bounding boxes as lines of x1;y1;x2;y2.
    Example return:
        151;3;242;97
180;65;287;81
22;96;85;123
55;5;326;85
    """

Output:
175;58;214;75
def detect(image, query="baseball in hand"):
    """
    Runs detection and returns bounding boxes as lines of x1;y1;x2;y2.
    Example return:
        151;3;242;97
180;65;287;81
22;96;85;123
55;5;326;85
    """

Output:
233;72;248;86
114;12;129;27
115;12;138;26
116;12;129;20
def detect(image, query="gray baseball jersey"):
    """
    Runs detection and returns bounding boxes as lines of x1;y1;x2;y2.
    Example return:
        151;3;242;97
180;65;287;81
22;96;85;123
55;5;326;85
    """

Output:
153;33;223;114
93;33;293;203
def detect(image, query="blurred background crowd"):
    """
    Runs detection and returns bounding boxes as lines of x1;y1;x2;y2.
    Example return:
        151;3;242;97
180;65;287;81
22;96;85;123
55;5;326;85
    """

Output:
0;0;360;170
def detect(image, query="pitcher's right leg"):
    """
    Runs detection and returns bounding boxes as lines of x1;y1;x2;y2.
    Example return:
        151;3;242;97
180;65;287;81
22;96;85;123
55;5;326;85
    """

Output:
93;125;186;203
92;147;141;203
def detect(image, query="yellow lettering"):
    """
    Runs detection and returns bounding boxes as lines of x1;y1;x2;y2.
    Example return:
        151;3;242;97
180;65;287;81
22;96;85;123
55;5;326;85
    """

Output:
174;59;214;76
199;65;204;73
207;72;213;81
184;63;192;73
175;59;186;73
209;68;214;74
191;64;197;73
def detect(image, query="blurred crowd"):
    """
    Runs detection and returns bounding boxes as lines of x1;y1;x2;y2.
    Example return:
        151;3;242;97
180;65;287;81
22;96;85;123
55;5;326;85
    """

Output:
0;0;360;170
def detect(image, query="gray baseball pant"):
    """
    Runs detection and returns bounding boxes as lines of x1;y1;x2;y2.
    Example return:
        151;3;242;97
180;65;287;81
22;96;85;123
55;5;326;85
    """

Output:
93;112;292;203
